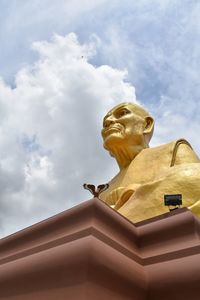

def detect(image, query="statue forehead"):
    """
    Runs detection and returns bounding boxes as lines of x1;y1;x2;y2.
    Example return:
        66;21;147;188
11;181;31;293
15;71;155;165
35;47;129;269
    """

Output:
105;103;134;117
104;102;150;119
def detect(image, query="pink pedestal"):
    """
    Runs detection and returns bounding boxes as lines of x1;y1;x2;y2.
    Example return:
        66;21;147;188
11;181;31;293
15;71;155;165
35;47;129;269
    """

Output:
0;198;199;299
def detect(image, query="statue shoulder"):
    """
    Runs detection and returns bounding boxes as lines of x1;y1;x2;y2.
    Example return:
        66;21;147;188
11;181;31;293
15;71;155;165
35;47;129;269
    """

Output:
171;139;200;166
143;139;200;167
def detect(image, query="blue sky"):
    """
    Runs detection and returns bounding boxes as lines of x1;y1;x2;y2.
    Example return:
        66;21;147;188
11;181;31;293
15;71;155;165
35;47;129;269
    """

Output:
0;0;200;236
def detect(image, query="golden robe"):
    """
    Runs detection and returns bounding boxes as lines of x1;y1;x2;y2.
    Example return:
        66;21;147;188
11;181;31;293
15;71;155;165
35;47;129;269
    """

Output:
101;139;200;222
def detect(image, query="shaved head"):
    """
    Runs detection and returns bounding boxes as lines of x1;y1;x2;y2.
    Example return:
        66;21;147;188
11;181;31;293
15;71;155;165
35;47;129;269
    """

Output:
102;102;155;167
104;102;151;120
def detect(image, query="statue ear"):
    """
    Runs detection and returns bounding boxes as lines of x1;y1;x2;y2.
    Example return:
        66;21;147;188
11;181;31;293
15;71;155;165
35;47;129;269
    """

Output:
143;116;154;134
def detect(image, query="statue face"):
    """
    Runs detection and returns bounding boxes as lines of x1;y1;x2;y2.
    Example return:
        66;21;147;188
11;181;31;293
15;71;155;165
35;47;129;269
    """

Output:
101;103;146;151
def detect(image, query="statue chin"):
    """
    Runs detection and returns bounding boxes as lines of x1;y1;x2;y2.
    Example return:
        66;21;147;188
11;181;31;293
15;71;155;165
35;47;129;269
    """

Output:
103;133;125;149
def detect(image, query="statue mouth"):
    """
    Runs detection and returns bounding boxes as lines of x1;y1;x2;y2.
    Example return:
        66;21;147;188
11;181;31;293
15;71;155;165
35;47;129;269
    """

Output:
103;124;123;136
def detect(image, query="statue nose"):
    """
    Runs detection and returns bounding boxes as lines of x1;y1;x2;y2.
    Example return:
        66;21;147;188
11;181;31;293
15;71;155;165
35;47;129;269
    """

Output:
104;116;116;128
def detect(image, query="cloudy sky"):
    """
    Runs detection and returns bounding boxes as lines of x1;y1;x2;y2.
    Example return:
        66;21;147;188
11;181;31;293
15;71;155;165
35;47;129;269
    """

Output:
0;0;200;237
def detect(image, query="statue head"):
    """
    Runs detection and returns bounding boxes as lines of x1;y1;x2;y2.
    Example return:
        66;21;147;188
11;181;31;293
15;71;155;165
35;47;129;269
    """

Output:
101;102;154;168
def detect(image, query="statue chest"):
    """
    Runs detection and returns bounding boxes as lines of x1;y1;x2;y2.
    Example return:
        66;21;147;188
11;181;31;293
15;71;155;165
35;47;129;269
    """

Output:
104;146;173;194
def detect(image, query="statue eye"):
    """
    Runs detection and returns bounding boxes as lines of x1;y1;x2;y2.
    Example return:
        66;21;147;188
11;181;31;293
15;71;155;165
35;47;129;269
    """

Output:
117;109;129;117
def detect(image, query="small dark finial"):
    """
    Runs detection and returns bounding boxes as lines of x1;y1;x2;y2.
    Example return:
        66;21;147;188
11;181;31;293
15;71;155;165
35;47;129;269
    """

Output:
83;183;109;198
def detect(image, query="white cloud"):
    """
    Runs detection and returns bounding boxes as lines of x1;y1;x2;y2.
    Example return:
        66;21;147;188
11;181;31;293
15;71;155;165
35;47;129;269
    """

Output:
0;33;136;237
0;1;200;237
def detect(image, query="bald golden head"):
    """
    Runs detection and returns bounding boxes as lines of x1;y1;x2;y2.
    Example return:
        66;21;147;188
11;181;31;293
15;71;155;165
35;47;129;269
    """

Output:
101;102;154;159
116;102;151;118
103;102;152;123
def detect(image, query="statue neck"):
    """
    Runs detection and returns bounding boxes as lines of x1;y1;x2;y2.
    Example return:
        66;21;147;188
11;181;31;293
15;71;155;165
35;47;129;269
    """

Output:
111;144;148;170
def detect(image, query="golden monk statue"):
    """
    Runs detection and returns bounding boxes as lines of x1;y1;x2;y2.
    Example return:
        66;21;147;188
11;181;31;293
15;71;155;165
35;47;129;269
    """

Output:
100;102;200;222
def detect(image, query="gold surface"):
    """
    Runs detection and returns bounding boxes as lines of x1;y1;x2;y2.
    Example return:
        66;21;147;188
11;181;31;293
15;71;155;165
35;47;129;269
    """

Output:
100;102;200;222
